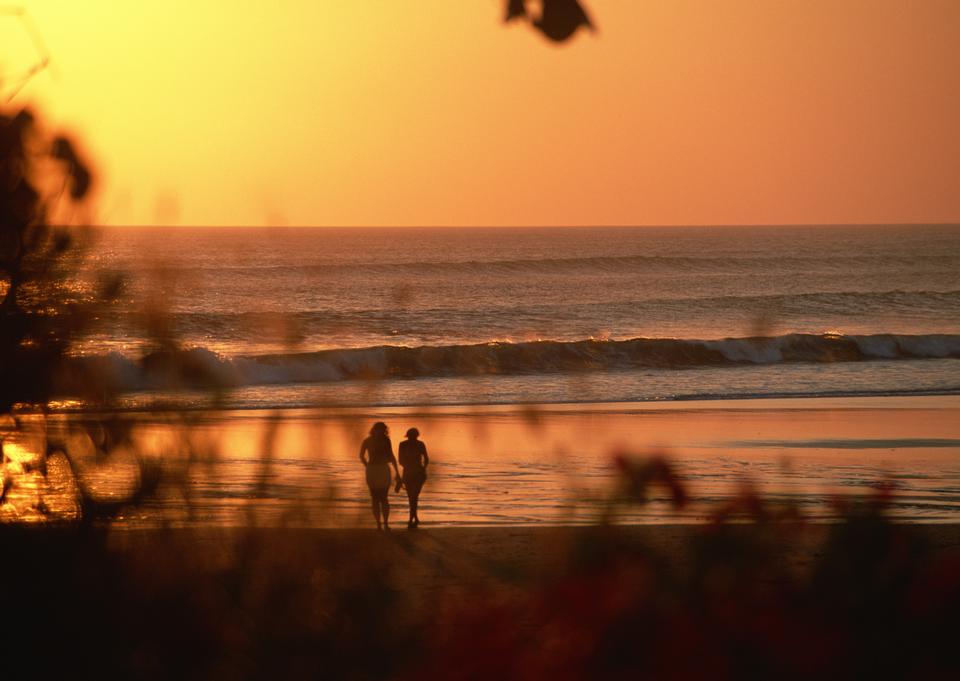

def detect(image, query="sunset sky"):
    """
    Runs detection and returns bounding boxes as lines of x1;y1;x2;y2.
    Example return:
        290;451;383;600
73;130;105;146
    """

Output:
5;1;959;227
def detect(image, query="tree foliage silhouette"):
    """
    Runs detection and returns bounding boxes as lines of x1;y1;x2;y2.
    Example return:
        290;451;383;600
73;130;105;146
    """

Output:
505;0;595;43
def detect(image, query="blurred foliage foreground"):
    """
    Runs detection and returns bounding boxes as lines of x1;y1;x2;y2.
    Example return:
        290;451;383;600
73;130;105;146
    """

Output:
3;471;960;680
1;104;259;525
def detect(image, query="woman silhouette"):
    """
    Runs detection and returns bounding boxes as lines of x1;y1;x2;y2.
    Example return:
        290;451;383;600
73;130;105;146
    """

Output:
398;427;429;528
359;422;400;530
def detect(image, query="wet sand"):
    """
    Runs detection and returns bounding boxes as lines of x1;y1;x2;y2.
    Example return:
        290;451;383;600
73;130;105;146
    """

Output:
5;395;960;525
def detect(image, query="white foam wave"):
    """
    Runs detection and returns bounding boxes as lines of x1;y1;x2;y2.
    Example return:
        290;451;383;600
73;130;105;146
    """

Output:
63;332;960;397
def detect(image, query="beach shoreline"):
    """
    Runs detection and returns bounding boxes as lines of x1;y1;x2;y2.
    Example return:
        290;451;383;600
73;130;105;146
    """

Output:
5;394;960;527
37;391;960;421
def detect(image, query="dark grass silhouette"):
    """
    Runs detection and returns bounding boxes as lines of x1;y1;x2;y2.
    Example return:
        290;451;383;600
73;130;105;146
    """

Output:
3;459;960;680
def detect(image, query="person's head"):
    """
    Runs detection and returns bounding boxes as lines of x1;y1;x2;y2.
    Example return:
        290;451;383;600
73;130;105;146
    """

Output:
370;421;388;437
405;427;419;440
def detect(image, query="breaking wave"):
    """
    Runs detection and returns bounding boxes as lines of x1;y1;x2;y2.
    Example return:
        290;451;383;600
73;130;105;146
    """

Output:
70;332;960;393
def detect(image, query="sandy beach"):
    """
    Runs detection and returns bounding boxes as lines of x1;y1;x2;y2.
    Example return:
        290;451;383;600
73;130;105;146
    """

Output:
9;395;960;676
8;394;957;527
94;522;960;597
6;519;960;678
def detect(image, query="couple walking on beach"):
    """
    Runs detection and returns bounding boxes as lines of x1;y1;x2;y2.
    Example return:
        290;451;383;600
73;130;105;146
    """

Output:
359;422;429;530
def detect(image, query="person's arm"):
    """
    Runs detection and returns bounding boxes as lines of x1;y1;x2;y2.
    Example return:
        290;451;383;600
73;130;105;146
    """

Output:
359;439;368;466
389;442;400;478
421;442;429;469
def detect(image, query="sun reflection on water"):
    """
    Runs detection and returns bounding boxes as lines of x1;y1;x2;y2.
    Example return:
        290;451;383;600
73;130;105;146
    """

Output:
1;442;80;522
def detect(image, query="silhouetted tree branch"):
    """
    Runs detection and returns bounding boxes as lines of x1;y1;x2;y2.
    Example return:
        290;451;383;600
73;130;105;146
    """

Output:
505;0;596;43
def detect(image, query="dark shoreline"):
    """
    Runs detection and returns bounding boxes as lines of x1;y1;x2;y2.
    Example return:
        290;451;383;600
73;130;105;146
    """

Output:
8;521;960;582
6;522;960;678
29;391;960;416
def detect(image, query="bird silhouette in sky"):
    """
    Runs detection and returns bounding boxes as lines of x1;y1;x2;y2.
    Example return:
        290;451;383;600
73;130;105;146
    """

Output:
533;0;595;43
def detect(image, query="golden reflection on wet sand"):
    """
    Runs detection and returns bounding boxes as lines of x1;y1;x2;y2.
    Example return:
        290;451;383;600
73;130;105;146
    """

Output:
2;396;959;526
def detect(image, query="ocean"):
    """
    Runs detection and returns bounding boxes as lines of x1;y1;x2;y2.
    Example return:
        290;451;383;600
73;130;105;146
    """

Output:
76;224;960;409
7;224;959;527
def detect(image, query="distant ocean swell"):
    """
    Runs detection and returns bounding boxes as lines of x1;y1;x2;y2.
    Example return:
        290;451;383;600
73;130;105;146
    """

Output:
68;333;960;393
106;253;960;276
95;289;960;338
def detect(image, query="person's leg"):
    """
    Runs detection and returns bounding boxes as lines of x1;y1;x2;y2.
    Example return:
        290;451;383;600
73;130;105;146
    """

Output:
408;479;423;525
371;491;382;529
405;483;415;526
381;490;391;529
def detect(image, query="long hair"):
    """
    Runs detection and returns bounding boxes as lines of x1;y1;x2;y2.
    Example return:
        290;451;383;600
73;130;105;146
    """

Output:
369;421;389;437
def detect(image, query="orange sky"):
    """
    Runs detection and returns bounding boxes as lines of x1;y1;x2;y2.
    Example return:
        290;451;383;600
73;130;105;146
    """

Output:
5;1;959;227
